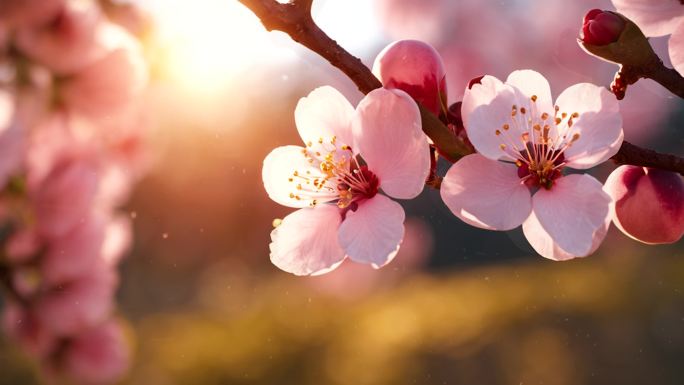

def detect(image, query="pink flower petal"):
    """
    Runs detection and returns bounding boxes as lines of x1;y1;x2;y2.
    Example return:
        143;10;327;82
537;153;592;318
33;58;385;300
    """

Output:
440;154;532;230
523;208;610;261
295;86;355;153
41;214;107;286
338;194;404;268
15;1;106;75
262;145;332;208
463;79;520;161
528;174;611;258
461;75;504;142
269;206;346;276
669;20;684;76
36;264;117;336
612;0;684;37
506;70;555;117
352;88;429;199
60;320;131;385
554;83;623;169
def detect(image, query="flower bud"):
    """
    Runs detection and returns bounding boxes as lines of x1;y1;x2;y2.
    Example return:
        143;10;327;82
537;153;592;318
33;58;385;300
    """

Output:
578;9;656;67
605;166;684;244
581;9;625;46
372;39;447;116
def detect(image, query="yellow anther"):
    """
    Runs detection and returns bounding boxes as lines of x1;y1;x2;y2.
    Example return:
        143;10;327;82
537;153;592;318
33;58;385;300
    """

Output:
495;129;501;136
531;95;538;102
571;112;580;118
500;144;507;150
307;141;312;147
318;137;323;144
320;161;335;176
272;218;282;228
541;112;549;120
521;132;530;142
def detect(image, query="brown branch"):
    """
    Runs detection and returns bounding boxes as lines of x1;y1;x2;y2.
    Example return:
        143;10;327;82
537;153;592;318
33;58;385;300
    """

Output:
240;0;684;175
611;141;684;174
611;57;684;100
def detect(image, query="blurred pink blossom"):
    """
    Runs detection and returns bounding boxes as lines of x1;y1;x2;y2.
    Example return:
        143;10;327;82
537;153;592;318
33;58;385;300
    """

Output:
56;320;131;385
15;0;107;75
605;165;684;244
0;0;65;30
35;263;117;337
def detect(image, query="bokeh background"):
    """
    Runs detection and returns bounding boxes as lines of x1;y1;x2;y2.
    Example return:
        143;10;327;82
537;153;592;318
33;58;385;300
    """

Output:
3;0;684;384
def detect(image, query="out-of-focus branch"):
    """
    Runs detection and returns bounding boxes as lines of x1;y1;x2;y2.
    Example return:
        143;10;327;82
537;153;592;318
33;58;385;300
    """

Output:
240;0;684;175
612;141;684;175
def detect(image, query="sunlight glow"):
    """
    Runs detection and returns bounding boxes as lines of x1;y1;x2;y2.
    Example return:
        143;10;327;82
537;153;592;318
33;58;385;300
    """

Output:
145;0;293;95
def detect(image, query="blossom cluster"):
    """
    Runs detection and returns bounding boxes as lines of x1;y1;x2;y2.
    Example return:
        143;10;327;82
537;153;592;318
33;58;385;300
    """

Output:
0;1;149;383
263;11;684;275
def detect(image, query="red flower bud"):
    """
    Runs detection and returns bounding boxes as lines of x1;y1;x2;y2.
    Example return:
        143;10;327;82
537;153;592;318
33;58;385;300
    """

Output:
581;9;626;46
605;166;684;244
372;40;447;116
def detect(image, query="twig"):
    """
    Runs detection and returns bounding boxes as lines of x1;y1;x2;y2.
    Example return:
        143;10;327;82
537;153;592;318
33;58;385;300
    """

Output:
611;57;684;100
240;0;684;175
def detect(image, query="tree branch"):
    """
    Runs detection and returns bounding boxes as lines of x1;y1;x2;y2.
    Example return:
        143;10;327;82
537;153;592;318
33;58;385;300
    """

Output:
611;57;684;100
240;0;684;175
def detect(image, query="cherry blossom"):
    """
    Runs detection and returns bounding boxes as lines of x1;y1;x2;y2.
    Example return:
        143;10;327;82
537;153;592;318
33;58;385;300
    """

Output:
611;0;684;74
440;70;623;261
605;165;684;244
263;86;429;275
372;39;447;116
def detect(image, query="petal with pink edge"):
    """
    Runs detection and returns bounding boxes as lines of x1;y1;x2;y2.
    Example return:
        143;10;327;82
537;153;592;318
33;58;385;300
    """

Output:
612;0;684;37
528;174;611;258
338;194;404;268
669;20;684;76
554;83;623;169
464;83;520;161
262;145;332;208
269;206;346;276
295;86;355;152
523;208;610;261
506;70;555;117
461;75;505;129
352;88;429;199
441;154;532;231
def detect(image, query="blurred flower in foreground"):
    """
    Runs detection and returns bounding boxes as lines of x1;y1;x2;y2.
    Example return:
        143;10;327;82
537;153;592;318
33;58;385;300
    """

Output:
372;39;447;115
0;0;149;383
263;86;429;275
441;70;622;261
605;165;684;244
612;0;684;74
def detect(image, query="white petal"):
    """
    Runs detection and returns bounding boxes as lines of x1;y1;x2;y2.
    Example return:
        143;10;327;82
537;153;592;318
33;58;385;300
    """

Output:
262;145;333;208
465;84;521;161
461;75;506;130
612;0;684;37
528;174;611;258
506;70;555;118
440;154;532;230
554;83;623;169
338;194;405;268
269;206;346;276
669;20;684;76
295;86;355;151
352;88;430;199
523;208;610;261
